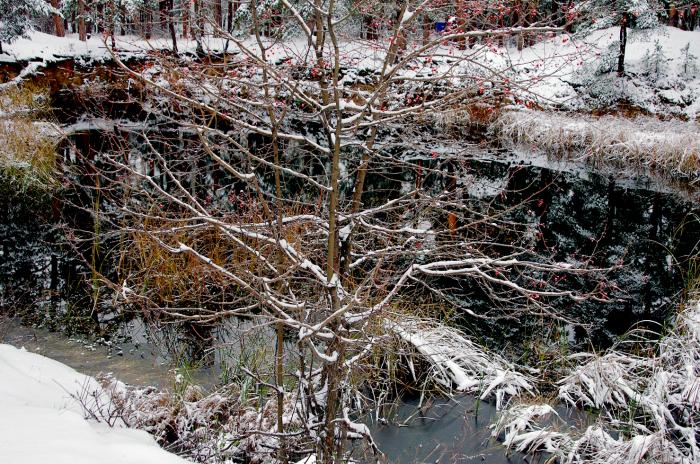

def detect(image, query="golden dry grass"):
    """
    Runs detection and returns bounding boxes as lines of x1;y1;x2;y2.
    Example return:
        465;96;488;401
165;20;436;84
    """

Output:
495;110;700;183
0;84;59;188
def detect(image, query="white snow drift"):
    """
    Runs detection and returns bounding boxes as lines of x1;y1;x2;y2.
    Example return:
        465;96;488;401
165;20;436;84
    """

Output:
0;343;190;464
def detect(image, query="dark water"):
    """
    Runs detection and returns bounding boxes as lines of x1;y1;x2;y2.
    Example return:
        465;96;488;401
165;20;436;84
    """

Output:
1;317;175;387
363;395;591;463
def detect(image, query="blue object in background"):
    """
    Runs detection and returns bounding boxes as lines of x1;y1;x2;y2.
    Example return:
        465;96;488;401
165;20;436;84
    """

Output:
435;22;446;33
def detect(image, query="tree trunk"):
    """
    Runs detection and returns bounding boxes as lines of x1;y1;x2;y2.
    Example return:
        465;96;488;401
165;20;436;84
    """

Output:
275;321;286;462
214;0;223;28
422;14;431;45
78;0;87;41
192;0;200;38
168;0;178;54
455;0;466;49
191;0;205;53
120;4;127;34
364;15;377;40
227;0;235;32
516;1;524;51
617;14;628;76
50;0;66;37
159;1;168;31
182;0;189;38
669;6;678;27
144;7;152;39
271;110;286;464
107;0;116;48
96;3;103;32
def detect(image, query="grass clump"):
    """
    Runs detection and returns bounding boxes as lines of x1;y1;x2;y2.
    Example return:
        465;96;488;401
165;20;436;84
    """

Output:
0;83;60;191
494;110;700;184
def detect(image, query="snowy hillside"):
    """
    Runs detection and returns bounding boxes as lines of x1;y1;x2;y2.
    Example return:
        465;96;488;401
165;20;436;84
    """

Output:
2;26;698;117
559;26;700;117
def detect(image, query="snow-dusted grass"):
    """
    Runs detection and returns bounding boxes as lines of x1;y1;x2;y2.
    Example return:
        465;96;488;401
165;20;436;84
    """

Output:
0;343;190;464
387;315;534;409
492;298;700;463
95;374;306;463
495;110;700;182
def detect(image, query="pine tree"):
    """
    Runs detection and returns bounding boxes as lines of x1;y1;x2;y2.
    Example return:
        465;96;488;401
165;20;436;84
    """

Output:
0;0;60;53
645;39;667;82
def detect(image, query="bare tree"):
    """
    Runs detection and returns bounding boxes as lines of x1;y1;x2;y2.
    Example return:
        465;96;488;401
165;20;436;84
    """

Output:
64;2;608;462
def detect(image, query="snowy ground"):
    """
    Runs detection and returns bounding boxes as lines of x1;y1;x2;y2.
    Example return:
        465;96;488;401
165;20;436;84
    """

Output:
0;31;223;64
0;343;190;464
2;26;698;117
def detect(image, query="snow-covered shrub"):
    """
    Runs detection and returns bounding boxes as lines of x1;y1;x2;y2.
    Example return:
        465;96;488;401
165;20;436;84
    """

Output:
95;374;308;463
641;40;668;83
387;315;535;409
493;298;700;463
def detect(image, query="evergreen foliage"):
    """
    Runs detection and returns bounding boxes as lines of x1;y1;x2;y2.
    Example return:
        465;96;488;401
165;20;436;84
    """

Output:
574;0;661;32
0;0;59;49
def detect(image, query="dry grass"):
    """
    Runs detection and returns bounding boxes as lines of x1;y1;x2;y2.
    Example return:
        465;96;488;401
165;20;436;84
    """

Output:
0;82;51;116
494;110;700;183
119;200;317;320
0;84;60;188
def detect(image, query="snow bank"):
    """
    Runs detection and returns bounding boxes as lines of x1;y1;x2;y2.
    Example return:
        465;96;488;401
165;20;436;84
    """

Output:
1;32;134;64
0;344;190;464
2;26;698;118
0;31;232;64
496;26;700;117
